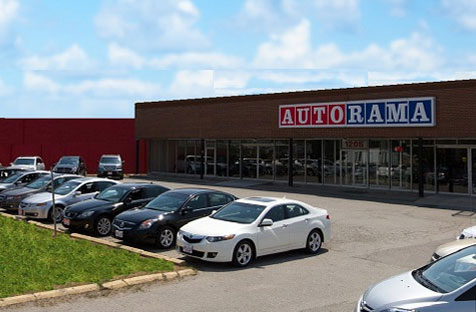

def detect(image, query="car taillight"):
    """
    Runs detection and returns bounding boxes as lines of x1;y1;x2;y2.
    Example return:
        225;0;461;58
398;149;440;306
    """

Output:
326;215;330;220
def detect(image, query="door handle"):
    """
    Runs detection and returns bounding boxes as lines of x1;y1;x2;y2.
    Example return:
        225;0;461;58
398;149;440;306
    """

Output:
305;218;310;222
282;224;288;228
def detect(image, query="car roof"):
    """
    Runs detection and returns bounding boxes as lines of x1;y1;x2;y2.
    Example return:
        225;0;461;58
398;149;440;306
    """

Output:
110;183;166;189
238;196;300;206
101;154;121;157
60;156;80;158
168;188;226;196
68;177;115;183
15;156;40;159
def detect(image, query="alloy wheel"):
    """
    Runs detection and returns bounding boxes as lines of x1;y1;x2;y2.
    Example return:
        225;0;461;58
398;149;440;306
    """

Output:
160;228;174;248
308;231;322;252
97;217;112;236
236;243;252;266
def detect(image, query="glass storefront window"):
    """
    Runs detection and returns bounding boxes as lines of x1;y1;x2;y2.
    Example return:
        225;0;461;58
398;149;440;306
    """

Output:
176;140;186;173
229;141;240;177
369;140;389;188
391;140;411;189
436;148;468;194
412;140;435;192
324;140;337;184
275;140;289;181
216;141;228;176
258;141;274;180
306;140;322;183
242;141;258;178
293;140;305;182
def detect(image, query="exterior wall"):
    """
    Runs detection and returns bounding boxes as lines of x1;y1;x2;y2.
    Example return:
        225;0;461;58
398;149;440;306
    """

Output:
135;80;476;140
0;118;147;174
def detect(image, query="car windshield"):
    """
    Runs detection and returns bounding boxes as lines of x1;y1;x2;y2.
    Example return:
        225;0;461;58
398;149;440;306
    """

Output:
54;180;81;195
145;192;189;212
100;157;121;164
58;157;79;165
415;245;476;293
26;176;51;189
211;202;266;224
96;186;129;202
14;158;35;165
1;173;22;184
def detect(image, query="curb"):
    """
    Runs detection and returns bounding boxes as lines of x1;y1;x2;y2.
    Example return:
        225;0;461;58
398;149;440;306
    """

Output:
0;269;197;308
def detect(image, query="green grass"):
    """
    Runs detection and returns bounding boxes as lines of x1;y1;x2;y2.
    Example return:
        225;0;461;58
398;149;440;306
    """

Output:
0;216;174;298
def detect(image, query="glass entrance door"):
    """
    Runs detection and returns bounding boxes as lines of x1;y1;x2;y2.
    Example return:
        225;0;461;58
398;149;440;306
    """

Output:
341;150;368;186
436;148;468;194
472;149;476;195
205;141;216;176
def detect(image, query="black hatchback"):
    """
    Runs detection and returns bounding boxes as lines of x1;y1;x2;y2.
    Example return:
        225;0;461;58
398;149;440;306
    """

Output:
112;188;236;248
63;183;169;236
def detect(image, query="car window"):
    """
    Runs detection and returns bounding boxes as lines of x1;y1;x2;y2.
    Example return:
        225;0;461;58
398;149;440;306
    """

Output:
285;204;309;219
21;173;38;183
129;189;143;201
78;182;95;194
455;285;476;301
208;193;232;207
263;205;286;222
37;158;43;164
185;194;208;209
95;181;115;192
143;186;168;198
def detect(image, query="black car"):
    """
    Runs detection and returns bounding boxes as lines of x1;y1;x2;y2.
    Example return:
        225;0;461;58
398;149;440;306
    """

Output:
0;174;80;212
53;156;87;176
62;183;169;236
112;188;236;248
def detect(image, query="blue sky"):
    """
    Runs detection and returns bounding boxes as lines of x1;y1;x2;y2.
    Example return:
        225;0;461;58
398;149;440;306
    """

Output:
0;0;475;118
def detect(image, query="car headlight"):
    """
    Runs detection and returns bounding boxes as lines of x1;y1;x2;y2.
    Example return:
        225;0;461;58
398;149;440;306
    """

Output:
206;234;235;242
36;202;48;207
72;167;77;171
139;218;158;230
79;211;95;217
380;308;418;312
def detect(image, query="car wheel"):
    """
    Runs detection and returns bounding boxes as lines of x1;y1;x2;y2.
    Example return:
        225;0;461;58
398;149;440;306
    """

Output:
48;206;64;223
157;226;176;249
232;240;254;267
95;216;112;236
306;229;323;254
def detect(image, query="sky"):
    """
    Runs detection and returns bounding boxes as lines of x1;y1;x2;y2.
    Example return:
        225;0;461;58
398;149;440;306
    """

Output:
0;0;475;118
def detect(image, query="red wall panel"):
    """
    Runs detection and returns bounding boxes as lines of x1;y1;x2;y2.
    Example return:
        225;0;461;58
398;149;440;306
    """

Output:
0;118;145;174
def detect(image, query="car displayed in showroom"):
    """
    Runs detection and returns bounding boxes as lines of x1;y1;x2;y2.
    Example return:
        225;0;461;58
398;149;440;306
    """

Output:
63;183;169;236
0;170;49;193
458;225;476;240
112;188;236;248
19;177;118;222
53;156;87;176
9;156;45;171
96;154;124;179
176;197;331;267
356;245;476;312
431;239;476;261
0;174;80;211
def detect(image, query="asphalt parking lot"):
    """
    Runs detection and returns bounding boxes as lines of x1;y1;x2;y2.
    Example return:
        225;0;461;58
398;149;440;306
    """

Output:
7;177;475;312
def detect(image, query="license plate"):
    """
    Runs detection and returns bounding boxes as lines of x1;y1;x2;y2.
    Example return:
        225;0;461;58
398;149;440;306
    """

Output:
18;208;22;215
63;218;70;226
108;172;113;175
183;244;193;254
115;230;123;238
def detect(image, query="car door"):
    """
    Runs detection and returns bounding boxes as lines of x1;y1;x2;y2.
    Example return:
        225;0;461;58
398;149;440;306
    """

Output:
256;205;290;254
69;182;97;204
284;204;311;248
118;189;147;215
177;193;209;227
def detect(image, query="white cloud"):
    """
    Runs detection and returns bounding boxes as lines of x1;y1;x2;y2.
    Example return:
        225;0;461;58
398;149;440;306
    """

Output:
108;43;145;69
24;72;60;93
441;0;476;31
19;44;93;70
169;70;214;98
214;71;251;89
383;0;407;17
95;0;209;51
0;0;19;42
256;70;367;86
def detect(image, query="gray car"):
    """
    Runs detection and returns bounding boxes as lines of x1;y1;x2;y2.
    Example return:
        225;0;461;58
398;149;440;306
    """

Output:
97;154;124;179
0;171;49;193
356;245;476;311
53;156;87;176
19;177;119;222
0;174;80;212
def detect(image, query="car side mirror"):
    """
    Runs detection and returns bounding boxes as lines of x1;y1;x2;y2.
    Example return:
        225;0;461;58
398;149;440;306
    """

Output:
73;191;81;197
259;218;273;227
124;197;132;204
211;210;217;215
181;208;191;215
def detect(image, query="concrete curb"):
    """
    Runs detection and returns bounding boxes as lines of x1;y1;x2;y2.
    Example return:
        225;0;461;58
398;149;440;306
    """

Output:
0;269;197;308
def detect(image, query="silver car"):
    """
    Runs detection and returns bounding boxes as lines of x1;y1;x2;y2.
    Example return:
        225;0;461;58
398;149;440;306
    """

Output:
0;171;49;193
19;177;119;222
10;156;45;171
356;245;476;311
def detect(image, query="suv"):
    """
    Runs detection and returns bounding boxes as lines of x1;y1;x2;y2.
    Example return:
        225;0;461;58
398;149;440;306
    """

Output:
53;156;87;176
63;183;169;236
97;155;124;179
10;156;45;171
0;171;49;193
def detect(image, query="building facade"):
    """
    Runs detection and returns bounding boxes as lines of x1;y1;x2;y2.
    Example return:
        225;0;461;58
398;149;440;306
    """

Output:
135;79;476;196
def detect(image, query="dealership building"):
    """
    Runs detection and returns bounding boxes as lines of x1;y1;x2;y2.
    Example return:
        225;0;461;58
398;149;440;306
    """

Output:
137;79;476;196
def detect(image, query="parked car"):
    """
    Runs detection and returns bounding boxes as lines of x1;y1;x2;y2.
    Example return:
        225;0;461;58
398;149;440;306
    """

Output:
112;188;236;248
0;174;80;212
177;197;331;267
0;167;29;181
96;154;124;179
432;239;476;261
63;183;169;236
9;156;45;171
18;177;119;222
356;245;476;312
0;171;49;193
53;156;87;176
458;225;476;240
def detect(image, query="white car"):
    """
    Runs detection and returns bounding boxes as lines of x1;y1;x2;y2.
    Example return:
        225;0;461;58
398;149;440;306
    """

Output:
10;156;45;171
458;225;476;240
177;197;331;267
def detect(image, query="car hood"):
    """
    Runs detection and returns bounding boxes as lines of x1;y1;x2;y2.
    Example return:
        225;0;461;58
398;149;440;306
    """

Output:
67;198;113;213
9;165;34;170
436;239;476;258
0;183;15;190
460;225;476;239
116;208;170;223
363;272;441;310
23;192;65;204
181;216;249;236
1;187;37;196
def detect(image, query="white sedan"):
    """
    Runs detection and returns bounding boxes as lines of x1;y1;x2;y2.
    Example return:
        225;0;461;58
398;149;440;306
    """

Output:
177;196;331;267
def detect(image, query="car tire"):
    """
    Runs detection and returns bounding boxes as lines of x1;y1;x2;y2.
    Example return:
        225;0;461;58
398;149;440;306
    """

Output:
156;226;176;249
305;229;323;254
48;205;64;223
95;216;112;236
232;240;254;267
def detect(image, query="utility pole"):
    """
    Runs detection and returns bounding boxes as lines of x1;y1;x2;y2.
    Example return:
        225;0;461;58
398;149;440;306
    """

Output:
50;170;57;238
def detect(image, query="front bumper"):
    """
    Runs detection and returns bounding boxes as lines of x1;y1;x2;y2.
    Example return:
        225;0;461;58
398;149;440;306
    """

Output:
97;169;123;179
176;233;234;263
62;217;94;232
112;224;156;244
0;198;22;211
18;205;50;219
